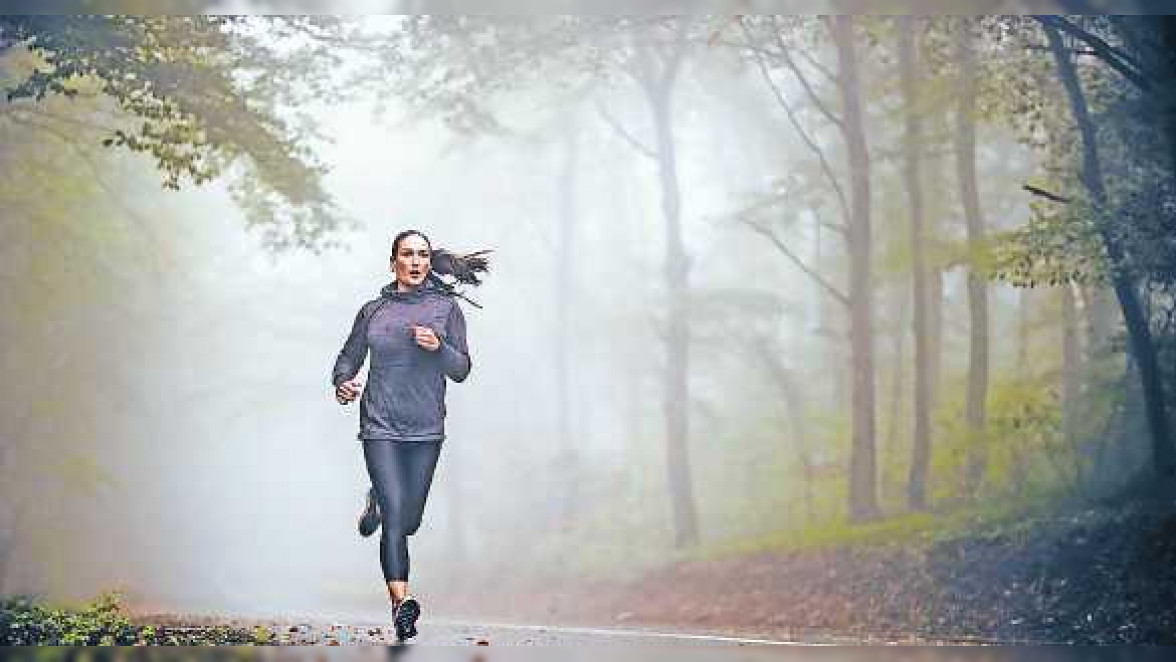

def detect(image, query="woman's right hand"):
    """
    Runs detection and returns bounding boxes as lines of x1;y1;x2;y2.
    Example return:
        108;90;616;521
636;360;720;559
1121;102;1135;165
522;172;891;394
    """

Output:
335;378;363;405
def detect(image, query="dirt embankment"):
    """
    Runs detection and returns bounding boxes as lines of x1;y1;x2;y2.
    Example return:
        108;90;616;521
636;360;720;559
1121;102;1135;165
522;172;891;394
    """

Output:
448;500;1176;644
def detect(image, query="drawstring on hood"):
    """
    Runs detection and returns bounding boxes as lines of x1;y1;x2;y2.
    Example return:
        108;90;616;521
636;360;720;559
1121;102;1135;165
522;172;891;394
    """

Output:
380;279;445;301
382;274;484;309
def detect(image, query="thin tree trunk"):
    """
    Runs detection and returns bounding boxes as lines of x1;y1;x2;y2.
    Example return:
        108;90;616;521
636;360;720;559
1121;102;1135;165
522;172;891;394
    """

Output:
1082;282;1117;361
636;30;700;547
1044;23;1176;480
899;16;932;512
832;16;880;522
954;17;992;498
928;259;944;411
884;284;908;466
1061;282;1083;480
815;218;845;415
1158;18;1176;179
759;347;816;524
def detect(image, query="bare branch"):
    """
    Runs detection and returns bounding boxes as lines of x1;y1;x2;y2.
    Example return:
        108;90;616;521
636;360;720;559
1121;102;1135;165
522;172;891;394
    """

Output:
739;17;852;228
594;100;657;161
1023;183;1073;203
709;37;779;59
730;191;849;239
796;48;838;87
771;17;844;132
714;32;836;84
740;217;849;307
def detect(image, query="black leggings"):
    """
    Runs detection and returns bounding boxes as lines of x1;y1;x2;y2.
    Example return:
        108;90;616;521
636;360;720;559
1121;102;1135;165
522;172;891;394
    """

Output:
362;440;443;582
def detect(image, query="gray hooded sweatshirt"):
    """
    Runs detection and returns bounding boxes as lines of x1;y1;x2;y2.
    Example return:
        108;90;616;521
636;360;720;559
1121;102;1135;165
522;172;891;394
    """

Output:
332;281;471;442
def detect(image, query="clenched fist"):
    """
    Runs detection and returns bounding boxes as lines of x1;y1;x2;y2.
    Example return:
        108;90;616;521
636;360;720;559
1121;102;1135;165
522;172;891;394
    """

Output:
335;377;363;405
411;324;441;352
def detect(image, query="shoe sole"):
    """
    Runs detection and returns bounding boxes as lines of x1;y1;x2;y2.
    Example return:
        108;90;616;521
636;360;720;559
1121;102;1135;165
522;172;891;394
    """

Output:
358;490;380;537
394;598;420;641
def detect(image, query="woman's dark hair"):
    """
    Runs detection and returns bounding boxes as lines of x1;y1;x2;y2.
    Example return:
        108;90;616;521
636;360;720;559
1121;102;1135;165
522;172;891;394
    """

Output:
392;229;432;258
392;229;492;306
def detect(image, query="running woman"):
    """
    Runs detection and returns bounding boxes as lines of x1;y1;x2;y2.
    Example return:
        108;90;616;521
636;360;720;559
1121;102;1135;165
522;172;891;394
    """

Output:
331;229;489;642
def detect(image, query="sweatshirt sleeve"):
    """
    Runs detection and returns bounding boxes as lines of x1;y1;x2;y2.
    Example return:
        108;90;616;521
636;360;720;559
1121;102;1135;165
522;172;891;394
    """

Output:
331;303;370;387
438;301;471;383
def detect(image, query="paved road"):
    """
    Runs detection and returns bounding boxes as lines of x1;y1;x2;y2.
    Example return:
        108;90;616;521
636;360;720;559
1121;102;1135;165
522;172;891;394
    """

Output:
275;619;835;647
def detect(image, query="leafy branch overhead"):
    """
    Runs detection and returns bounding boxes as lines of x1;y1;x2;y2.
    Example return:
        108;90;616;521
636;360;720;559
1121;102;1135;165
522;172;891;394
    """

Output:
0;15;351;252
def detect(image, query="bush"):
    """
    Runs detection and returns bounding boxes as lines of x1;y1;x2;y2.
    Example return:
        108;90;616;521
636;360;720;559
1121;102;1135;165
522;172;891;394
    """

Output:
0;592;273;646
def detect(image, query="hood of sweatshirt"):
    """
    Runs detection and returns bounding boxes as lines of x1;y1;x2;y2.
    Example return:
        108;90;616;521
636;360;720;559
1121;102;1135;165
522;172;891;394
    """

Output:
379;279;445;301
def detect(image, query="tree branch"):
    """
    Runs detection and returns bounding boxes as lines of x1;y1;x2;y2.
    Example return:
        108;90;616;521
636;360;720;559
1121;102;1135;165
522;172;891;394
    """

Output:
1023;183;1073;203
1033;15;1150;91
740;217;849;307
731;192;847;237
594;100;657;161
771;17;844;132
739;17;852;228
797;48;838;87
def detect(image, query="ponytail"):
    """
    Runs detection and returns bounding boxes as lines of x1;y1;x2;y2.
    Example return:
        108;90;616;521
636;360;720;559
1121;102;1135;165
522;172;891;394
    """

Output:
431;248;492;286
428;248;492;308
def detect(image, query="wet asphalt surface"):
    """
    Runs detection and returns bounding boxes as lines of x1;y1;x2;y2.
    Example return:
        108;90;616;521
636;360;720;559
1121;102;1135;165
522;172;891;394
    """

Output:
272;620;834;647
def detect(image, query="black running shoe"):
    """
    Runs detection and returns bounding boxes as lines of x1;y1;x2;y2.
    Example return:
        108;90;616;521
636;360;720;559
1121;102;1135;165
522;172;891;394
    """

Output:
393;596;420;642
358;487;380;538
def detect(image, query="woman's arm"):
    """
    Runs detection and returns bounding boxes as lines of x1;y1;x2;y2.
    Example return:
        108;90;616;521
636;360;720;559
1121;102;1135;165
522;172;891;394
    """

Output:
437;301;472;383
332;303;371;388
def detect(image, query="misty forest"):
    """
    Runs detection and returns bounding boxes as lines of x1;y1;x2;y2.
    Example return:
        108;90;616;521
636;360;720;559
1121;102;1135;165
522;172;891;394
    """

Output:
2;11;1176;645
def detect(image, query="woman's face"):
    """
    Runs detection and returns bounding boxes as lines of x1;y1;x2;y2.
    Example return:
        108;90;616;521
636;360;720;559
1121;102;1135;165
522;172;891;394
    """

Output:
392;234;431;289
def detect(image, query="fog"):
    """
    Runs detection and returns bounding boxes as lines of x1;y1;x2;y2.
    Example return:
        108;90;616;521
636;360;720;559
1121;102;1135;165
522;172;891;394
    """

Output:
0;12;1124;624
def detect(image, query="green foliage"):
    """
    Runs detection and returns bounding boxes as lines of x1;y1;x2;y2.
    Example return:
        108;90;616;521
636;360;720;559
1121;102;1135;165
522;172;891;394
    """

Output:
991;196;1107;288
933;376;1064;501
0;591;273;645
694;497;1058;561
0;591;137;646
0;15;350;252
927;362;1126;507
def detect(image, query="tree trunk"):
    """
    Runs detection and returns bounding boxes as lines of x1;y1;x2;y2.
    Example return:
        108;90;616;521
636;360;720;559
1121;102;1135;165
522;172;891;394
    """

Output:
1082;283;1117;361
760;347;815;524
928;260;944;416
1158;17;1176;180
1061;282;1083;482
1044;23;1176;480
832;16;880;522
898;16;932;512
884;284;908;467
637;37;700;547
815;218;846;416
954;17;992;498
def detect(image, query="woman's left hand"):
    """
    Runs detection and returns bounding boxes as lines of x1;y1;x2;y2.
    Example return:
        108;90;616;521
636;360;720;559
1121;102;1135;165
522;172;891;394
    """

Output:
411;325;442;352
